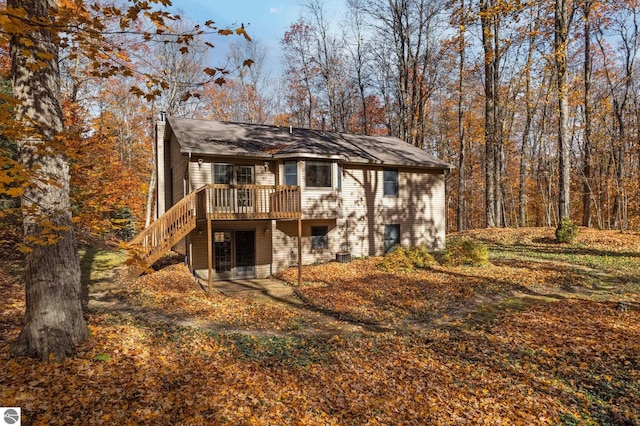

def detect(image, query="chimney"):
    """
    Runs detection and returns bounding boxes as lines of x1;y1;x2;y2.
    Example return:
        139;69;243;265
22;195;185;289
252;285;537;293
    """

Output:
155;113;167;219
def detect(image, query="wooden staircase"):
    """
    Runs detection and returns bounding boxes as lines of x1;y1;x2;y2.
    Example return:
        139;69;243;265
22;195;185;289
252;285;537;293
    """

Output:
127;189;199;275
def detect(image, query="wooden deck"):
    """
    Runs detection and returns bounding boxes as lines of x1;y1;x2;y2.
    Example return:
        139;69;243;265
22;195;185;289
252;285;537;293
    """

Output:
128;184;301;275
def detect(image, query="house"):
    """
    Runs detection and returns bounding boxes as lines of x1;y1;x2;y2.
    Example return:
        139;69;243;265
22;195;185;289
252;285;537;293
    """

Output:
130;115;452;288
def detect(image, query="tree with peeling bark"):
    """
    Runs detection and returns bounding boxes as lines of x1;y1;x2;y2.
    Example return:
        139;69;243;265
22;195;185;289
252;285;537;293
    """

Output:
2;0;246;362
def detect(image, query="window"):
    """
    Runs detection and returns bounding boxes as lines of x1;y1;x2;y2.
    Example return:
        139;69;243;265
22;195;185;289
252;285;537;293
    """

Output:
305;161;332;188
213;164;232;184
311;226;329;249
235;166;254;207
284;161;298;186
383;169;398;197
337;164;343;191
236;165;254;184
212;164;255;207
213;164;254;185
384;224;400;253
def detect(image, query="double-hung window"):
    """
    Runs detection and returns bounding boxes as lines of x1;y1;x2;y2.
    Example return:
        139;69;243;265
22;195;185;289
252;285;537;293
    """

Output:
284;161;298;186
213;164;232;185
383;169;398;197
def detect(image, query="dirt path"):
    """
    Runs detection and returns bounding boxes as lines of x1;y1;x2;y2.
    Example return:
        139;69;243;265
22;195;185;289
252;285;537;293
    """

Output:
87;257;637;338
87;268;370;337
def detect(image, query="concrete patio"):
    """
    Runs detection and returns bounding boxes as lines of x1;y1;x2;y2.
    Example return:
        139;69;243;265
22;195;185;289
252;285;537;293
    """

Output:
200;277;296;297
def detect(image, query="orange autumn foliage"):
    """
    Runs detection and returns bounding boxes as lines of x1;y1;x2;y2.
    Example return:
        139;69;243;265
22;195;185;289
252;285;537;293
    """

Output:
64;98;150;241
1;227;638;424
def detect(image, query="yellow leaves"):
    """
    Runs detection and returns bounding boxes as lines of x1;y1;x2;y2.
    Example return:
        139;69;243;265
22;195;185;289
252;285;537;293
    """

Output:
114;51;130;62
235;25;252;42
0;7;28;37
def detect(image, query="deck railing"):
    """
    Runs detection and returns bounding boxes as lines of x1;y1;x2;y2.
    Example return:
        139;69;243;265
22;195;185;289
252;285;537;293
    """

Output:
204;184;301;219
128;190;197;274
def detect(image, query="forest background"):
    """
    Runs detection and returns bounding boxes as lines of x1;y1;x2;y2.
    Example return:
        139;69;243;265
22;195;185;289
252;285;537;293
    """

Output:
2;0;639;243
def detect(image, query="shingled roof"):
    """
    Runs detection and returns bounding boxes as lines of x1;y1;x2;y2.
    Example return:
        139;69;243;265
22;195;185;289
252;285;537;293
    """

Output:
166;116;452;170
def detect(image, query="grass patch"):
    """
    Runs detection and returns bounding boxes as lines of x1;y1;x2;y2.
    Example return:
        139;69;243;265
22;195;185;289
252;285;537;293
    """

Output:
79;248;126;282
225;334;331;366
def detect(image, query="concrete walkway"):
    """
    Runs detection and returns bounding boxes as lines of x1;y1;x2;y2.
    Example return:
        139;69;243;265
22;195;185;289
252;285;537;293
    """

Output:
204;278;296;297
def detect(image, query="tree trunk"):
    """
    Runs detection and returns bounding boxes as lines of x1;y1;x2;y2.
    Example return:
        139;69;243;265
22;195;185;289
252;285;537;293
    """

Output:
9;0;87;362
456;0;466;232
555;0;571;221
581;1;593;227
480;0;498;227
612;104;625;230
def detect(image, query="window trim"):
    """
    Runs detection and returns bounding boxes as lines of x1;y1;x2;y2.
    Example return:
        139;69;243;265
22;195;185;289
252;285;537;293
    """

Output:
305;161;332;189
311;225;329;250
383;169;399;197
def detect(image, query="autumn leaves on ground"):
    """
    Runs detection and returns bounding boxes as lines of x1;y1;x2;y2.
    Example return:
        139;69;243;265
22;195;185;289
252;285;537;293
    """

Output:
1;228;639;425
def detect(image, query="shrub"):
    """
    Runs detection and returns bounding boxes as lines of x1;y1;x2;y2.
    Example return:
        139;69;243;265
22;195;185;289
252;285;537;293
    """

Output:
441;236;489;267
555;217;578;244
377;245;436;272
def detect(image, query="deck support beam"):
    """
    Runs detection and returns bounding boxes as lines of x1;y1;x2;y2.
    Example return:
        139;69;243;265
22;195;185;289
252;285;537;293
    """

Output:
297;187;302;286
207;217;213;296
297;217;302;287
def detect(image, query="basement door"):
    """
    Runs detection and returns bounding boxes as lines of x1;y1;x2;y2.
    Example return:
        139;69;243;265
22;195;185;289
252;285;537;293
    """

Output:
235;230;256;279
213;230;256;280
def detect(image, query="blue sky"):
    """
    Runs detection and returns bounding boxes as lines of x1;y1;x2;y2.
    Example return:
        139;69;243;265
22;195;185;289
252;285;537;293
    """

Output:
172;1;302;42
170;1;344;76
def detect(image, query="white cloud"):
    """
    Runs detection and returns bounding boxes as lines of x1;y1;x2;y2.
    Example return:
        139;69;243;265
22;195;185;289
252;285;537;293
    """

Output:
269;6;282;14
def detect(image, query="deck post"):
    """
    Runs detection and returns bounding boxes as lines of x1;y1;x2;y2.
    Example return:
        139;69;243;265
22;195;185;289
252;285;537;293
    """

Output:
297;184;302;286
297;216;302;287
207;217;213;296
